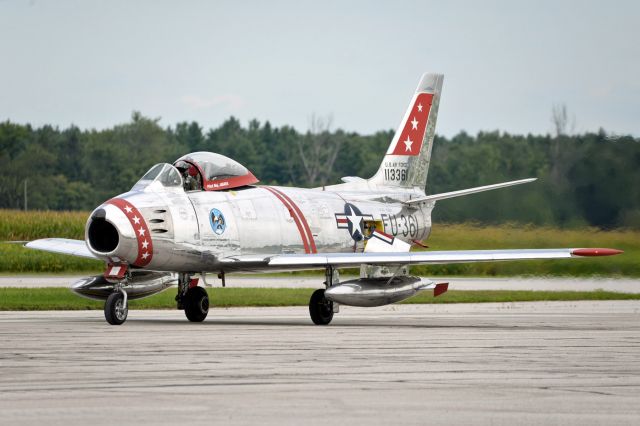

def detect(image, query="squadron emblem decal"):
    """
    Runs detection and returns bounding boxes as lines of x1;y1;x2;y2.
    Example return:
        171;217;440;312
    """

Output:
209;208;226;235
335;203;374;242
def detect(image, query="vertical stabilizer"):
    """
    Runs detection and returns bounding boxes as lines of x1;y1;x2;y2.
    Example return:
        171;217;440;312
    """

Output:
369;73;443;191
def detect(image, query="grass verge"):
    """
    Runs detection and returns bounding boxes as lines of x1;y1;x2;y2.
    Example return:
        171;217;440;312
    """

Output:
0;287;638;311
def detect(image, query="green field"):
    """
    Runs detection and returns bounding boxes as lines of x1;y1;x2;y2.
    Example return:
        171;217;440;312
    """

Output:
1;209;638;276
413;224;638;277
0;209;88;241
0;287;638;311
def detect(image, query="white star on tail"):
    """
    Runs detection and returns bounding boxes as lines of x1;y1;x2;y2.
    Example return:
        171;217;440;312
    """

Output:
403;136;413;152
138;227;146;237
141;239;149;249
141;252;149;260
417;103;423;112
132;215;140;225
411;117;418;130
124;205;133;214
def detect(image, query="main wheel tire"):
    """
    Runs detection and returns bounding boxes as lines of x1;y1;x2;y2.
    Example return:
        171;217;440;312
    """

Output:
309;289;334;325
105;292;128;325
184;286;209;322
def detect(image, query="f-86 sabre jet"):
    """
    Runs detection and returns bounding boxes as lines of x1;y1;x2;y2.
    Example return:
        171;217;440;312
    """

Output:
26;73;622;325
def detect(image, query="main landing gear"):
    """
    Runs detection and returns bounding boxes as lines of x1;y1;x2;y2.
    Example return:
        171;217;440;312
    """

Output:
308;267;339;325
177;273;209;322
309;289;333;325
184;286;209;322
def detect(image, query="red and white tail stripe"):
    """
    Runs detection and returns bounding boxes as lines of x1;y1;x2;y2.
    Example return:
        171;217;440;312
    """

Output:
263;187;317;254
369;73;444;190
389;92;433;156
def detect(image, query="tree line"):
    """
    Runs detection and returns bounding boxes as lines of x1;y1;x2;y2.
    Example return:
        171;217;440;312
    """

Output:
0;112;638;229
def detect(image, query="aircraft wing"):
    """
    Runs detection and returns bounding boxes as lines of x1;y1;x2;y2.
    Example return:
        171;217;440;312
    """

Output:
24;238;99;260
268;248;622;268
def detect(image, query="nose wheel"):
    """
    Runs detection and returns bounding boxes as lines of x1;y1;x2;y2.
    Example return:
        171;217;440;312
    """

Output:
104;290;128;325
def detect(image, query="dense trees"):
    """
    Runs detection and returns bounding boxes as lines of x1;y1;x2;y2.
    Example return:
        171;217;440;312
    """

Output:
0;113;638;229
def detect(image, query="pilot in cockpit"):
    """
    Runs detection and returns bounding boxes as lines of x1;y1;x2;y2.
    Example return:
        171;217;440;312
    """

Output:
182;165;202;191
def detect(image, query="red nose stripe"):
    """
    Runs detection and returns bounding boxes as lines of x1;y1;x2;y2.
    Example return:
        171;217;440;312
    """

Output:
572;248;623;257
107;198;153;267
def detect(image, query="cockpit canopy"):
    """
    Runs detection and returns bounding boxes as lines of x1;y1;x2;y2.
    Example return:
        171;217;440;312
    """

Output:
132;163;184;192
173;152;259;191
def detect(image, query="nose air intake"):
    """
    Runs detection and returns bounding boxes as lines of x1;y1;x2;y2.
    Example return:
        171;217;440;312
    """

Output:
87;211;119;253
85;199;156;267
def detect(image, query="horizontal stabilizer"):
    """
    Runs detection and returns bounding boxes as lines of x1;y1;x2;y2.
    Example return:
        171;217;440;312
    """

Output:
340;176;366;183
405;178;537;205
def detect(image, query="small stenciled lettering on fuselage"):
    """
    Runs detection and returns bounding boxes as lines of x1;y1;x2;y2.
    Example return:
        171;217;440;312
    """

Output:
381;213;420;238
206;181;230;190
209;208;226;235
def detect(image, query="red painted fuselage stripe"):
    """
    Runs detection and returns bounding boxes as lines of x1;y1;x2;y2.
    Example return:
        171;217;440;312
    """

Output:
263;187;311;254
268;187;317;253
107;198;153;267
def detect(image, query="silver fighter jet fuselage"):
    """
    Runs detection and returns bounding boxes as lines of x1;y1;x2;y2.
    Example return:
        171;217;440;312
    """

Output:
84;181;432;273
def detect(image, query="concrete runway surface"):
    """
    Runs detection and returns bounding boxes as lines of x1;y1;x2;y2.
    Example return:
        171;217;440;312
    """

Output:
1;301;640;425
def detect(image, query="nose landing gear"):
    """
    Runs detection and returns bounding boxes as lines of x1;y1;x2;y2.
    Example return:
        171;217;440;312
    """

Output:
104;263;129;325
105;288;128;325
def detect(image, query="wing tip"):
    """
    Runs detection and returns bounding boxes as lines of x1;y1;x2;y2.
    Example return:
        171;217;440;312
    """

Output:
572;248;624;257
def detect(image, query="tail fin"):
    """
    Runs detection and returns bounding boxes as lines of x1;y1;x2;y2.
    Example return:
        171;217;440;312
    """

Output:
369;73;443;191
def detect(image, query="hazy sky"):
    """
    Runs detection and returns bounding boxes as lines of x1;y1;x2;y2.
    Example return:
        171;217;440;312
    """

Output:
1;0;638;137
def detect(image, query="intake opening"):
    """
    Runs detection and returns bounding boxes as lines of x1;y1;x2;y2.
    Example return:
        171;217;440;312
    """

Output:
88;218;119;253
